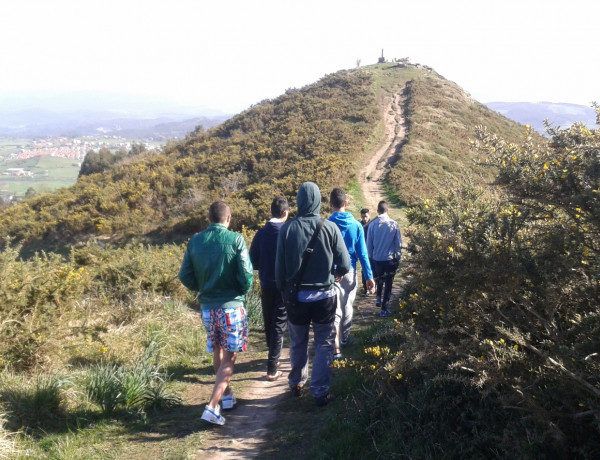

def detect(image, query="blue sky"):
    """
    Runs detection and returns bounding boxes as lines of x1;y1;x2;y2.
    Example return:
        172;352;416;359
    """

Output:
1;0;597;114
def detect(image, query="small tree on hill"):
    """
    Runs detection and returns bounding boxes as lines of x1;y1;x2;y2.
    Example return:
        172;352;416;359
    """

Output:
78;147;126;177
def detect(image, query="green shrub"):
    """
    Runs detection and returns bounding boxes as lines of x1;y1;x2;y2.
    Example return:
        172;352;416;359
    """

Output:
0;373;70;432
84;341;181;417
0;241;187;370
85;363;123;416
245;283;264;328
332;110;600;458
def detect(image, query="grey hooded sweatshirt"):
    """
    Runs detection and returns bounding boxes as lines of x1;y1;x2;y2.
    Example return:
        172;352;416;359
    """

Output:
275;182;350;292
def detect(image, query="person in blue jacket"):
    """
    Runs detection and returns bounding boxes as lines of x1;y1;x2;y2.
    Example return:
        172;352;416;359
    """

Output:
328;189;374;356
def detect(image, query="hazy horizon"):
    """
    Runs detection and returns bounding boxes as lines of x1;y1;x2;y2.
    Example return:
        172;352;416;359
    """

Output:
1;0;597;114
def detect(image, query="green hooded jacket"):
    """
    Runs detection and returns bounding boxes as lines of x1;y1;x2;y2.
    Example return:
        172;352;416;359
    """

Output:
275;182;350;291
178;223;253;309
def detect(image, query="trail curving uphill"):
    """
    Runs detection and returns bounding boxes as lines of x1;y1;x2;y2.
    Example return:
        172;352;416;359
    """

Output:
359;88;407;211
196;88;407;458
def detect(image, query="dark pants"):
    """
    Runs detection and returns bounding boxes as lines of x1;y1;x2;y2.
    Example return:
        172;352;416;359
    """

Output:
371;259;398;310
361;269;367;293
261;286;288;375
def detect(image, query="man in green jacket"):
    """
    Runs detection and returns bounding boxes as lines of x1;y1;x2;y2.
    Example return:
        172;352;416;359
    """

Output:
179;201;254;426
276;182;350;406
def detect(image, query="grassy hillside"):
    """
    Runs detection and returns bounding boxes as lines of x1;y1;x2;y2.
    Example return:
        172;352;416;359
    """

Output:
0;64;531;254
388;69;532;205
1;63;561;458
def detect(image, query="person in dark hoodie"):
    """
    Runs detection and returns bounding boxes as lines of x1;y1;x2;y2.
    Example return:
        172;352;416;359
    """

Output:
275;182;350;406
328;188;374;358
249;196;290;381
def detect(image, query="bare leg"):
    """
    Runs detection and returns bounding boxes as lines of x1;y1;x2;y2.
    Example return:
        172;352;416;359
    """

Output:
209;346;237;407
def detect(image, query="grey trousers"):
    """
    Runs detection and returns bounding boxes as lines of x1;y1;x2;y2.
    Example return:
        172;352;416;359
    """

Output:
287;296;336;398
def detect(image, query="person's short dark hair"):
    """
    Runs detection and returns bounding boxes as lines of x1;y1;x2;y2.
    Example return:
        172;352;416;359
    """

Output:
271;196;289;218
377;200;389;214
360;208;369;216
209;201;231;223
329;188;346;210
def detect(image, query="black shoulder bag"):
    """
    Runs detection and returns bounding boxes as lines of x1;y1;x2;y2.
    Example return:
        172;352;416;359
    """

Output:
282;218;325;310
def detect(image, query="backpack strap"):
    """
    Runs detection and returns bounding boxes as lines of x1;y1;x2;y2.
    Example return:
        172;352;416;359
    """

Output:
293;218;325;286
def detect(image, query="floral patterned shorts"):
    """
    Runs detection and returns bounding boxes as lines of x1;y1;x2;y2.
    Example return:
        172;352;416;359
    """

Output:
201;306;248;353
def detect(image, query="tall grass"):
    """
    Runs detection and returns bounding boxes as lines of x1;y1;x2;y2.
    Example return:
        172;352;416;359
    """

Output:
0;373;71;433
0;412;18;459
245;285;264;329
85;340;181;417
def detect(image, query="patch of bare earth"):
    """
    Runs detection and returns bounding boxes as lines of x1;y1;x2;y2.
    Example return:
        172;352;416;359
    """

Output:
195;353;291;458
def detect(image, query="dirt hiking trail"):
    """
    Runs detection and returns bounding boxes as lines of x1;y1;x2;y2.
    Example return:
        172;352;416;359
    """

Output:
195;88;407;459
196;354;292;458
359;87;407;211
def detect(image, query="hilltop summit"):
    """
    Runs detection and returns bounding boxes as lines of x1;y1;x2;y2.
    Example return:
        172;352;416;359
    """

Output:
0;63;530;252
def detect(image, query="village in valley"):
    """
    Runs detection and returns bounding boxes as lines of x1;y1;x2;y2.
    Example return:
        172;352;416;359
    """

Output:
0;135;161;201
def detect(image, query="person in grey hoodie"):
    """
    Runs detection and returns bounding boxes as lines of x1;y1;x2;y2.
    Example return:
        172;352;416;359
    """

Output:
275;182;350;406
366;200;402;316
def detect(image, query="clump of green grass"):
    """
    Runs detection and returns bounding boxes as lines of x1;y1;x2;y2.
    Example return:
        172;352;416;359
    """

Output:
245;285;264;328
85;340;181;417
0;373;71;433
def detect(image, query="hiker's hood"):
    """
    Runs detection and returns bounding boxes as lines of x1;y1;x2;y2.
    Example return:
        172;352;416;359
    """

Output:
296;182;321;217
329;211;356;232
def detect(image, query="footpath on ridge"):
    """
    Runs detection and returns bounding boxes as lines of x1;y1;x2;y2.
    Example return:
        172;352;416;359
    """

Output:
195;86;408;459
359;88;407;211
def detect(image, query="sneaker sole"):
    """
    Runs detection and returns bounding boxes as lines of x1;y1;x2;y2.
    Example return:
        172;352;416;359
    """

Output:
266;370;283;381
201;408;226;425
222;398;236;410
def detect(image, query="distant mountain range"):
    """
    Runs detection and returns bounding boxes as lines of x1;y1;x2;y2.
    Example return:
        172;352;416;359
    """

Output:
0;91;231;139
0;90;596;140
485;102;597;135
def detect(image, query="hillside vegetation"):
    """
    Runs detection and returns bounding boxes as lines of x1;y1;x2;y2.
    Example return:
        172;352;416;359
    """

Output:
389;71;532;205
0;70;379;252
0;64;527;253
314;113;600;457
2;63;580;458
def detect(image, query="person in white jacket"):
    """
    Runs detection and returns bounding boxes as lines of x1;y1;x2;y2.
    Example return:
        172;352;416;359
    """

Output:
366;200;402;316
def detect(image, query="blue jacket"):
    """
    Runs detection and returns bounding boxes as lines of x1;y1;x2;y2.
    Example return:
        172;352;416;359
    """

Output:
328;211;373;280
366;214;402;262
249;220;284;289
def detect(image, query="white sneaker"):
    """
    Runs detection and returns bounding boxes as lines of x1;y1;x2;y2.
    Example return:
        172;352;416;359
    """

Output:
222;392;237;410
201;405;226;425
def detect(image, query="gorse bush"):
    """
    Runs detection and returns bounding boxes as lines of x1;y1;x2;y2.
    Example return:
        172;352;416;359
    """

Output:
0;241;187;371
0;65;528;255
387;75;538;206
349;112;600;457
0;70;381;252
